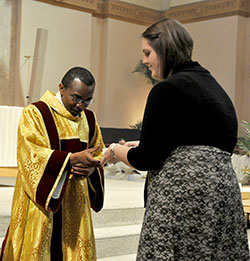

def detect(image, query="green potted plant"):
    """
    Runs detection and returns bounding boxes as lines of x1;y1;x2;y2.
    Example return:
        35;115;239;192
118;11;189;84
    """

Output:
132;60;158;86
129;119;142;131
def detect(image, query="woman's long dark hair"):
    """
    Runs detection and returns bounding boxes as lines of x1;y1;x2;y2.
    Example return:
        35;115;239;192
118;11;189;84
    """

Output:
142;18;193;79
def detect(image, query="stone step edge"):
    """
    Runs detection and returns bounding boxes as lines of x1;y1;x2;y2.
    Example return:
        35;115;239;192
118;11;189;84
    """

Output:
92;207;144;228
97;253;137;261
1;225;142;245
0;208;144;217
94;224;141;240
93;207;144;212
0;207;145;219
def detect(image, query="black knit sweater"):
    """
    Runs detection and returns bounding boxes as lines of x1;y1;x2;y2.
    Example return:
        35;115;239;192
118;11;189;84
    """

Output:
127;61;238;171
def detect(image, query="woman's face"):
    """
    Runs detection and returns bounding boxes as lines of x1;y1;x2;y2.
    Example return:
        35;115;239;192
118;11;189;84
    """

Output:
142;38;163;81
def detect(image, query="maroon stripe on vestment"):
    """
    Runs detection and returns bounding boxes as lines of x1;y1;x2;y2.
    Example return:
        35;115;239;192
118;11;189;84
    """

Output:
61;139;87;153
81;142;87;151
48;176;69;213
33;101;59;150
99;166;104;189
88;166;104;212
47;140;88;212
84;109;95;143
84;109;105;212
36;150;69;211
50;206;63;260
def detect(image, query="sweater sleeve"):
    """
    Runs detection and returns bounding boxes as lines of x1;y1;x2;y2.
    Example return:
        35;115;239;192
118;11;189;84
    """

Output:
127;82;182;171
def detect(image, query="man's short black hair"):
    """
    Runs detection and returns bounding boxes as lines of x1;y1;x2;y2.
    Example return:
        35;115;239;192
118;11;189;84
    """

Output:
61;67;95;89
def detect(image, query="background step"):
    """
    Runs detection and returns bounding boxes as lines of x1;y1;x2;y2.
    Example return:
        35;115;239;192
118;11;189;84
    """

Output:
92;207;144;228
102;179;144;209
98;253;137;261
95;224;141;259
0;186;14;240
0;187;14;216
0;216;10;238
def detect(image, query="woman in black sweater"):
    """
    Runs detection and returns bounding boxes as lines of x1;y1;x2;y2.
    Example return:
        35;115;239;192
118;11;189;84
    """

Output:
102;18;249;260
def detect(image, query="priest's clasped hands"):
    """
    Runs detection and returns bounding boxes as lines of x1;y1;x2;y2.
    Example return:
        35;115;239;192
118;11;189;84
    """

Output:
70;141;138;178
69;144;118;178
69;143;116;178
70;144;102;178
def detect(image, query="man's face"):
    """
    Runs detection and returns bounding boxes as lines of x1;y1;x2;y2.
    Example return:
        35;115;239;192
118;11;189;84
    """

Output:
59;78;94;117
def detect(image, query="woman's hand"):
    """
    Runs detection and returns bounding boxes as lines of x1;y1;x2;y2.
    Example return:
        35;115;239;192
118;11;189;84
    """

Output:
101;143;119;165
124;141;139;147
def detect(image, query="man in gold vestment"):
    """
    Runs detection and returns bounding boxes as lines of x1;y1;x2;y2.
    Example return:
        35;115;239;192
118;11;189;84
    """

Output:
0;67;105;260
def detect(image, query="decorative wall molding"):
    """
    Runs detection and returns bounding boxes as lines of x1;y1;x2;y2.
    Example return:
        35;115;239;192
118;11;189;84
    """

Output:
164;0;250;23
53;0;97;11
38;0;250;25
37;0;97;13
93;0;161;25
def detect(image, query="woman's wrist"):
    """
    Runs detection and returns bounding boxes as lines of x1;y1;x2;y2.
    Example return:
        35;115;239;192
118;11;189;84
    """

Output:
110;143;119;160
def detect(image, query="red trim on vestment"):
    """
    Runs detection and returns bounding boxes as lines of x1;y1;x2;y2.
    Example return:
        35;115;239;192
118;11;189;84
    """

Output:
50;206;63;260
61;139;86;153
88;166;104;212
36;150;69;211
84;109;104;212
84;109;95;143
33;101;59;150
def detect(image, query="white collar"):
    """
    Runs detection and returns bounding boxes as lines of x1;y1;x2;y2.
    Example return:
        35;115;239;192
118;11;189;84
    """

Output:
55;91;63;105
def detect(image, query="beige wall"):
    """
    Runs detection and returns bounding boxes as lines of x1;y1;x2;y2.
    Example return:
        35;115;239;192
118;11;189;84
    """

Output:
0;0;17;106
0;1;11;96
90;18;150;128
0;0;249;129
186;16;238;102
19;0;92;105
237;16;250;127
89;17;105;120
245;18;250;122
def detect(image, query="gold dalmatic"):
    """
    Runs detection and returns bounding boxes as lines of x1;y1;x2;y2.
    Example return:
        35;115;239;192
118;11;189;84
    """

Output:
1;91;105;261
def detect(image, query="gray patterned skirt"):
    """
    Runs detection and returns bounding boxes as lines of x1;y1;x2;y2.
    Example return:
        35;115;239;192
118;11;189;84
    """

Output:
136;145;250;261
